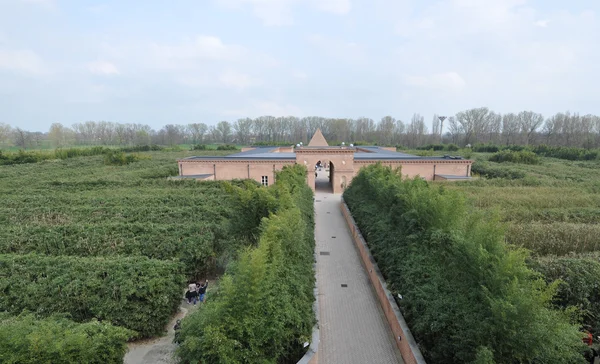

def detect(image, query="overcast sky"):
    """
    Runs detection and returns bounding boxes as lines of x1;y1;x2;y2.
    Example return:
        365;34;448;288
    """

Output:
0;0;598;132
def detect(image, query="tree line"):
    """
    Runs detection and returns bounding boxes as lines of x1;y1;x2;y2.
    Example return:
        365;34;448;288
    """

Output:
2;108;600;149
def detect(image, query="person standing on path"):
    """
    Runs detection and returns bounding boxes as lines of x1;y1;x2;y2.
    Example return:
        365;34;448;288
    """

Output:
187;281;198;305
198;280;208;302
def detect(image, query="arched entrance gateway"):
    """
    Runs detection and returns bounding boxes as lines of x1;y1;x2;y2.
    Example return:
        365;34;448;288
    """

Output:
176;128;473;192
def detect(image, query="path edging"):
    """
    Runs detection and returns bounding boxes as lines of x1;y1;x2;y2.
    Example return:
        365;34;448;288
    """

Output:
296;251;320;364
340;197;427;364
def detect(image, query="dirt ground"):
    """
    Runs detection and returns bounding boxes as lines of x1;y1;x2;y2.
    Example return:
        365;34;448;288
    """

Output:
124;296;201;364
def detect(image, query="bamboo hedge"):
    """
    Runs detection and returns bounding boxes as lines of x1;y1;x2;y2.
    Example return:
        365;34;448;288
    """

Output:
343;164;586;363
0;254;184;337
0;313;134;364
176;164;316;363
532;255;600;338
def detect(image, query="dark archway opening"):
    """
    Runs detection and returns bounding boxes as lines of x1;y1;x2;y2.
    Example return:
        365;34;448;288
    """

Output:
315;161;333;193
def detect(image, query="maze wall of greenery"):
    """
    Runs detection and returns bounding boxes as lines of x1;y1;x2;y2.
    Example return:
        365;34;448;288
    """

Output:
0;313;133;364
177;165;316;364
0;254;184;337
344;164;586;363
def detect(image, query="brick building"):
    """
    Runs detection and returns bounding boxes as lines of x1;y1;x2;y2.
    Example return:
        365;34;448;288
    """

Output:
177;129;472;193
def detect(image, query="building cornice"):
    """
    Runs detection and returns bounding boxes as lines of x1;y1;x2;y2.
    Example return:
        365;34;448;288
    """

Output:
178;159;296;164
295;149;355;155
354;159;473;164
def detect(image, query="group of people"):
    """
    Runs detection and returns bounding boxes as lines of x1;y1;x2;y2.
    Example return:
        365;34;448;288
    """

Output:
185;279;208;305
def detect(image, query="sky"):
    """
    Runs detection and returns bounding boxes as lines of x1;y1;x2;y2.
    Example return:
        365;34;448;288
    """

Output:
0;0;599;132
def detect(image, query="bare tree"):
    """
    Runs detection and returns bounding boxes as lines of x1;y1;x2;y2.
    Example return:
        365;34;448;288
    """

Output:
233;118;252;145
0;122;12;147
447;116;460;144
455;107;493;146
378;116;396;145
216;121;232;143
518;111;544;145
13;128;32;149
502;113;520;145
48;123;74;147
406;113;427;147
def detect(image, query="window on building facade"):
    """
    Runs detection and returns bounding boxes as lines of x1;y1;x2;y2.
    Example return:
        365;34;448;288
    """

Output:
261;176;269;186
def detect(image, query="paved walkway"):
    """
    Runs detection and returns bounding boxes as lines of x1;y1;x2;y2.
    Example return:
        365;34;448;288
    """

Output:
315;171;403;364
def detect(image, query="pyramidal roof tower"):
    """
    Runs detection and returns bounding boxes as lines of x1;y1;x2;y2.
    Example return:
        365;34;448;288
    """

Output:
307;128;329;147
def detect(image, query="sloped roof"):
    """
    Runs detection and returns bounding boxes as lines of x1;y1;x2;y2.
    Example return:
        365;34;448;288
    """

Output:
308;128;329;147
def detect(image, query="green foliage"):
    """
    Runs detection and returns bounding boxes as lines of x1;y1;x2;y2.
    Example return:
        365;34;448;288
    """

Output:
0;146;163;165
532;145;600;161
177;164;315;364
343;164;586;363
190;144;207;150
506;223;600;256
103;150;142;165
471;161;526;179
216;144;239;150
120;144;163;152
472;143;500;153
0;313;134;364
0;152;243;279
488;150;541;164
532;256;600;338
417;143;460;151
251;141;294;147
0;253;185;337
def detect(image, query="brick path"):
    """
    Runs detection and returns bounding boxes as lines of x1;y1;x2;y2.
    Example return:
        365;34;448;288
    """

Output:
314;172;403;364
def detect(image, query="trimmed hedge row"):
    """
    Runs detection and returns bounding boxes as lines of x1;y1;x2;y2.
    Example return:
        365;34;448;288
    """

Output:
343;164;586;363
471;161;525;179
177;164;316;363
488;150;541;164
0;145;163;165
0;254;184;337
532;256;600;338
0;313;134;364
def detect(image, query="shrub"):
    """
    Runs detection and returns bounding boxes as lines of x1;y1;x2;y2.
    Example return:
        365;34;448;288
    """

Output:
216;144;238;151
120;144;163;152
104;151;140;165
190;144;207;150
0;313;134;364
471;161;526;179
343;164;586;363
473;143;500;153
0;254;184;337
488;150;541;164
177;165;315;363
506;223;600;256
532;256;600;338
417;144;460;151
532;145;600;161
251;141;294;147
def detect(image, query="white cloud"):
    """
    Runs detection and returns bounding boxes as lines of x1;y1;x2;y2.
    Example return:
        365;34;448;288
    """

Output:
222;100;302;117
147;35;245;71
216;0;295;26
292;71;308;79
404;72;466;90
87;61;119;75
308;34;366;64
0;48;46;74
219;70;261;90
19;0;55;8
534;19;549;27
215;0;351;25
311;0;351;15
